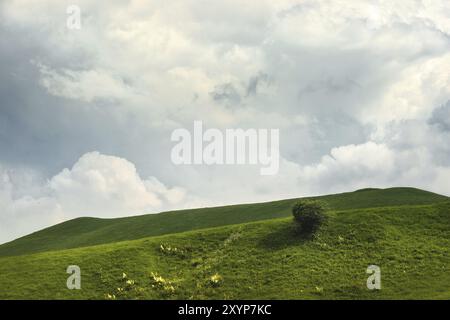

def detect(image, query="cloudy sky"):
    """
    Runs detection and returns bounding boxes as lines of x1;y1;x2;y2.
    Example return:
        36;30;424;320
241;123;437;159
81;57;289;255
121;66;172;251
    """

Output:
1;0;449;244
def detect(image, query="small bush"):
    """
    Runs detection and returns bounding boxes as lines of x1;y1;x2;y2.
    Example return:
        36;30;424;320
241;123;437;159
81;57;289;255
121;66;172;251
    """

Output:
292;200;327;235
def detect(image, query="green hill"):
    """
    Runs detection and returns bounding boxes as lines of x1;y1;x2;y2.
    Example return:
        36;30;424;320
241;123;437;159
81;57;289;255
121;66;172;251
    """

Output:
0;201;449;299
0;187;447;258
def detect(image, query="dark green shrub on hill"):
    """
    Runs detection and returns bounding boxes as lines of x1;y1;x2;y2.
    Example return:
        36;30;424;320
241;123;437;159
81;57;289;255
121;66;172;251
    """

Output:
292;200;327;235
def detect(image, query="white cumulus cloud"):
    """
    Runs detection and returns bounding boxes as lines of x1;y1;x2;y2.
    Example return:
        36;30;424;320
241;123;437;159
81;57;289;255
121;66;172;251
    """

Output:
0;152;195;243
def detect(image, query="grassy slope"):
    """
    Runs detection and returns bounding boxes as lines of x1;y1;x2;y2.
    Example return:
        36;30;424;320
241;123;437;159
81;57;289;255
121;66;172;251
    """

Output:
0;202;449;300
0;187;447;257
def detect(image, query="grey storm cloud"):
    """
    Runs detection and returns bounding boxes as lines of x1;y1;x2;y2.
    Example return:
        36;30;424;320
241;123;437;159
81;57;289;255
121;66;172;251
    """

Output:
429;100;450;132
0;0;450;243
246;72;271;97
210;83;242;106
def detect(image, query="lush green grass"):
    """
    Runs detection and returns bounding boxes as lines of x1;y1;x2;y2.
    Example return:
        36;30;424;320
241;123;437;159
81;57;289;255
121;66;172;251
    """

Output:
0;201;449;299
0;187;447;257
